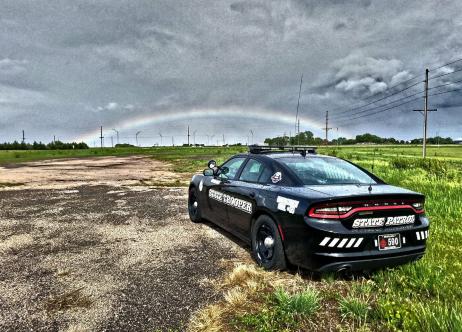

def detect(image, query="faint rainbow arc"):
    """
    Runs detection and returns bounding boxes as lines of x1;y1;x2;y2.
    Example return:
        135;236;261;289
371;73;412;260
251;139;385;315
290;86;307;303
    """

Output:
75;108;342;142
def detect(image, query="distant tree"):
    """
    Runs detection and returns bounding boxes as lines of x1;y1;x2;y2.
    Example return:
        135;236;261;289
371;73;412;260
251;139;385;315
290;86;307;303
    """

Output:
114;143;134;148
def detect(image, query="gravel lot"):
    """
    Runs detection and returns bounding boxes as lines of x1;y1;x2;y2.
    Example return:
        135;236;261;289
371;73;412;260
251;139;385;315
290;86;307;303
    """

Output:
0;156;247;331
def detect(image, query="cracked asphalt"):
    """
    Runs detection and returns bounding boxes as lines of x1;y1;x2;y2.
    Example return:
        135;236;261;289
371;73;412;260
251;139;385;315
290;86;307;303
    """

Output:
0;156;247;331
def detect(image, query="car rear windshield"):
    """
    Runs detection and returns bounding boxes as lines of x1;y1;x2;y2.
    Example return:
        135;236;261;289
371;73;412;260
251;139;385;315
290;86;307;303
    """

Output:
278;157;377;185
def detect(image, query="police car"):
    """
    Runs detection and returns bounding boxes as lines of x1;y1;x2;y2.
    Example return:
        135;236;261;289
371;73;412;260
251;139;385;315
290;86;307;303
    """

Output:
188;146;429;272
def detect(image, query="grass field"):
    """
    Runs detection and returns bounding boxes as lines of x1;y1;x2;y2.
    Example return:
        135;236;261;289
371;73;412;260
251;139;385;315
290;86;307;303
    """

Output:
2;144;462;331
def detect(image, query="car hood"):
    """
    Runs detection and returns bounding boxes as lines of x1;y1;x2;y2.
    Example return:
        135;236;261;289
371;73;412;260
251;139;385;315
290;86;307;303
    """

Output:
303;184;419;198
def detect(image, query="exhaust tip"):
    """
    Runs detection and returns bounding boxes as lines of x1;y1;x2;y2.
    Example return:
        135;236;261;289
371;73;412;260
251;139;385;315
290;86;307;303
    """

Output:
335;265;353;278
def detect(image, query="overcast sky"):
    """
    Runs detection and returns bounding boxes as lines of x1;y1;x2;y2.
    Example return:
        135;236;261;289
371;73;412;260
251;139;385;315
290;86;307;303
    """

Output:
1;0;461;146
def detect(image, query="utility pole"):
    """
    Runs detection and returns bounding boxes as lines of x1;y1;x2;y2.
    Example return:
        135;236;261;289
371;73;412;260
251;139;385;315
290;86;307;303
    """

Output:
159;133;163;146
297;119;301;145
135;131;141;147
249;130;254;145
187;126;190;146
100;126;104;148
53;135;56;144
413;68;437;158
336;127;339;146
323;111;332;145
22;130;25;144
111;136;114;148
112;129;119;145
222;134;225;146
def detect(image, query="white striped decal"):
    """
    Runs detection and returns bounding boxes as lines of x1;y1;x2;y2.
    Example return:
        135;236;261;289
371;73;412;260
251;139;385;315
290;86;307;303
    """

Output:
319;237;331;246
329;238;340;247
421;231;425;239
374;239;378;247
346;238;356;248
337;238;348;248
319;237;368;248
425;230;429;238
416;232;421;240
403;236;406;244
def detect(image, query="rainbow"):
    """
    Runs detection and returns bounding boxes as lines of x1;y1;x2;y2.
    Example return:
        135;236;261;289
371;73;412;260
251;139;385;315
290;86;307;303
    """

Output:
75;107;344;143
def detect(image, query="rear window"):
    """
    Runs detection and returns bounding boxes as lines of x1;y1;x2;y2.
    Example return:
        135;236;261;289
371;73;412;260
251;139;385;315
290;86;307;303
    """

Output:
278;157;377;185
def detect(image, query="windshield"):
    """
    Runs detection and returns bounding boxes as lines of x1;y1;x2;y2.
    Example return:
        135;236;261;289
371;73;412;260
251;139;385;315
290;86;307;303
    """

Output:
278;157;377;185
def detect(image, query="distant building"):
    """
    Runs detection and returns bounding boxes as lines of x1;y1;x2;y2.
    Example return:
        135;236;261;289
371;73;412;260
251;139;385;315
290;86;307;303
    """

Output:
455;138;462;144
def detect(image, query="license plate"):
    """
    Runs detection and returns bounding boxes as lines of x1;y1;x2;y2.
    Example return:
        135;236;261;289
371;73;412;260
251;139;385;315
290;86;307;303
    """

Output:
378;233;401;250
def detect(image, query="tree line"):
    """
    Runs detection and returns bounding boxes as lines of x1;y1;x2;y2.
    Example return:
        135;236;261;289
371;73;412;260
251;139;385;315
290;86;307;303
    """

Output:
0;140;89;150
264;131;455;146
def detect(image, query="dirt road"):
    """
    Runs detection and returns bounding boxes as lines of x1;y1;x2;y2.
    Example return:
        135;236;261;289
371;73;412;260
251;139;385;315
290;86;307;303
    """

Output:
0;156;248;331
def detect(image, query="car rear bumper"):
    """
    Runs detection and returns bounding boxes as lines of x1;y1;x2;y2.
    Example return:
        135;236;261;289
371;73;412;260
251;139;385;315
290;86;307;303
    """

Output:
313;248;426;272
282;215;429;272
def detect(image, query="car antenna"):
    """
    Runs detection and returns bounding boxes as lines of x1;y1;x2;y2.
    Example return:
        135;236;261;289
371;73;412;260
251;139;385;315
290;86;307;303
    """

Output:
368;149;376;193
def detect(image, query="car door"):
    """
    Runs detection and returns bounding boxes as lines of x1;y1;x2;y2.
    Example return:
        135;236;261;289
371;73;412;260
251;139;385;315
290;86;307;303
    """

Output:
203;157;246;226
222;158;273;237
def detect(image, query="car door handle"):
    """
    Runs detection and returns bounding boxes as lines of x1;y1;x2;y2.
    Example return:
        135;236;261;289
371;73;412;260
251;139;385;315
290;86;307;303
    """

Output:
249;191;256;198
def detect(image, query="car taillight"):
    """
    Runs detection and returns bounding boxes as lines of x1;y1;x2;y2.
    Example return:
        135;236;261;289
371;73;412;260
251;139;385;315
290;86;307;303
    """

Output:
308;199;425;219
411;201;424;211
309;205;352;219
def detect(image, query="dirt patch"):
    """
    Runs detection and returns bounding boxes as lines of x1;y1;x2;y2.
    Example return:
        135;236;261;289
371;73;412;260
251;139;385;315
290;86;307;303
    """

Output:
0;157;249;331
0;155;189;190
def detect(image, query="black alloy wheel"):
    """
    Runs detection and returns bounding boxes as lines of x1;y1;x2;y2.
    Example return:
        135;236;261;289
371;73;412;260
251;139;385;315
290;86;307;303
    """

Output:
251;215;286;270
188;187;202;223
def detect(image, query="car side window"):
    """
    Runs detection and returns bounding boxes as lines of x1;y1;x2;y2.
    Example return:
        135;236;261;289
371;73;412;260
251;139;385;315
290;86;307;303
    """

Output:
221;157;246;180
258;167;273;184
239;159;267;183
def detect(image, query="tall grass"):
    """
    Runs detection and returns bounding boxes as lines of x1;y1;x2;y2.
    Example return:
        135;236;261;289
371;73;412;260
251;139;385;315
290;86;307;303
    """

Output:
189;148;462;332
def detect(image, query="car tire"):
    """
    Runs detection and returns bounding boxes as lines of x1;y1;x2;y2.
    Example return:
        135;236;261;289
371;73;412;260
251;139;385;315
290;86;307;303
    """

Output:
188;187;202;223
251;215;286;270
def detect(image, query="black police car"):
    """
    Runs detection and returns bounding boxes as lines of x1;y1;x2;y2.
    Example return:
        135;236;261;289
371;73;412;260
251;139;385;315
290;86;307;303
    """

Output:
188;146;429;272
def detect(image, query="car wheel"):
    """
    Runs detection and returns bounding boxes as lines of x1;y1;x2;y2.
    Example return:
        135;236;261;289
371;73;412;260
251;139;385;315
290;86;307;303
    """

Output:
188;187;202;223
251;215;286;270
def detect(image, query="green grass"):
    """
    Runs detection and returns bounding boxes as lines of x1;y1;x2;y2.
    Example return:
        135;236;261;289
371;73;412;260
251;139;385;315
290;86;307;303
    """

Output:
323;148;462;332
0;146;247;170
339;295;371;322
2;144;462;331
1;144;460;167
235;287;321;332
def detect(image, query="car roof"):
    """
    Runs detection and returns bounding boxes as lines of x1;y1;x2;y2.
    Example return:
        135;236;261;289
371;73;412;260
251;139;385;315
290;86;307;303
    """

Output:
263;153;334;159
233;152;334;160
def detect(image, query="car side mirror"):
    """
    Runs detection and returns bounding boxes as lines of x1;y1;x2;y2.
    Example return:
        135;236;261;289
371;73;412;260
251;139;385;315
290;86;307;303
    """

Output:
203;169;214;176
208;160;216;169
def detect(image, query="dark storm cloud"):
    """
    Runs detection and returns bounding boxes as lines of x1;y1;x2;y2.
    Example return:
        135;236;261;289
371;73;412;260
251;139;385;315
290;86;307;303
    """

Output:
0;0;461;144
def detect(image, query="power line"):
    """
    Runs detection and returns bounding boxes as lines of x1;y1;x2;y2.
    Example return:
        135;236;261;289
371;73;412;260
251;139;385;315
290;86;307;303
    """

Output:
331;61;462;124
427;78;462;91
334;87;461;126
334;97;423;124
331;58;462;119
429;57;462;71
335;80;423;116
427;87;462;97
428;67;462;80
332;89;425;120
